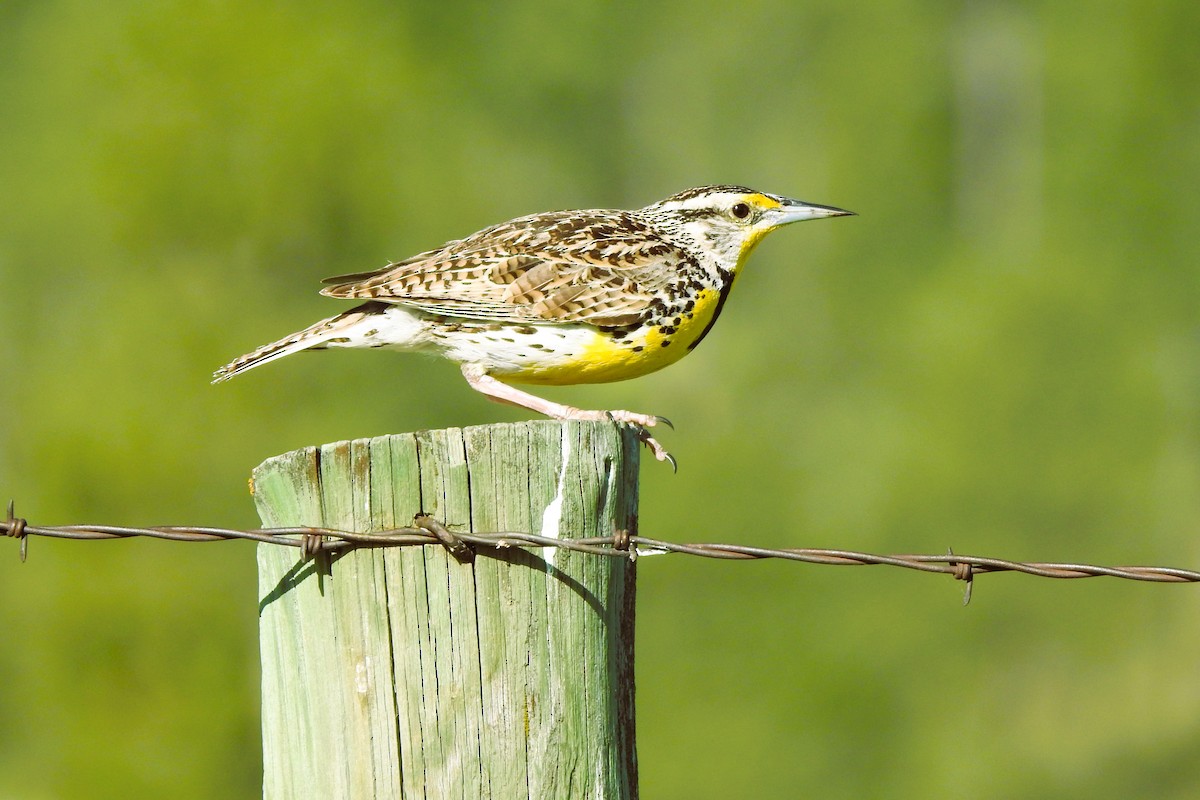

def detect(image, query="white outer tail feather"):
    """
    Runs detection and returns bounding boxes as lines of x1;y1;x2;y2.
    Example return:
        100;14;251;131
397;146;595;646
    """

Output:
212;305;381;383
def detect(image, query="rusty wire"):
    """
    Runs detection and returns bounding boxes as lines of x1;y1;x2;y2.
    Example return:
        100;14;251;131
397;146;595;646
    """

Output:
5;502;1200;602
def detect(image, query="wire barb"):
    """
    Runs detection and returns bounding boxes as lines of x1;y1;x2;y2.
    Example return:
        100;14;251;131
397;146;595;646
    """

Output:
613;528;632;552
2;507;1199;591
301;533;324;561
414;515;474;563
947;547;973;605
6;500;28;563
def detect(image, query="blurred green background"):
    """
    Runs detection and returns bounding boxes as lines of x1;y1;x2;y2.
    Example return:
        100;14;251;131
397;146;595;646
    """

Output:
2;1;1199;797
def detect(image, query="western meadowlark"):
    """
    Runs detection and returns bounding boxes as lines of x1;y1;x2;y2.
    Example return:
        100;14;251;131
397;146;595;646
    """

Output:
214;185;853;466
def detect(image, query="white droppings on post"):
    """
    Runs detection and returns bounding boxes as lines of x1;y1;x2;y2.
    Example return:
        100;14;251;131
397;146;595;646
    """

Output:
539;427;572;567
355;659;369;694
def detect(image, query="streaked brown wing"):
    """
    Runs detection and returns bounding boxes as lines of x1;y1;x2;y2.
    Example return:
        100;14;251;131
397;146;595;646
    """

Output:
319;246;445;288
318;209;674;328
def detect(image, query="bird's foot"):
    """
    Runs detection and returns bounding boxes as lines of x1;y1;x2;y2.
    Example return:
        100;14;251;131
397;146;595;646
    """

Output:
600;412;677;471
632;426;678;472
537;402;677;470
585;408;663;428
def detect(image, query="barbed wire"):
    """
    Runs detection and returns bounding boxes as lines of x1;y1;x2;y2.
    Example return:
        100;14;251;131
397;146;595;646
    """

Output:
5;501;1199;603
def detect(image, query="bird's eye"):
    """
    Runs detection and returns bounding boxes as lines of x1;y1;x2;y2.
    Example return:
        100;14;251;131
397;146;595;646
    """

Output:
731;202;751;220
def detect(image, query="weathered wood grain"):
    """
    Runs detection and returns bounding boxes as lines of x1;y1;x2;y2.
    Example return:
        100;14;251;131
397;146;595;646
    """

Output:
254;420;639;799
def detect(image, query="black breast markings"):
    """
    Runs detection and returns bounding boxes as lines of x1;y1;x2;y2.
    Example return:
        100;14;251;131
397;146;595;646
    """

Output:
686;269;735;352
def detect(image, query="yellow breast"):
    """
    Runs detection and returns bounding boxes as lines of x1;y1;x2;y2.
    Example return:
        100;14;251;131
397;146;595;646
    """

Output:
508;285;728;386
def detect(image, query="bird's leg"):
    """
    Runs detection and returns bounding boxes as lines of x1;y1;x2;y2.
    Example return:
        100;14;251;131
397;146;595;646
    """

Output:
461;365;675;466
460;365;661;426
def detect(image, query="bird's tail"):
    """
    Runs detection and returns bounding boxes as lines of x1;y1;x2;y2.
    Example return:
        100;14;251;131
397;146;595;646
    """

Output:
212;302;386;383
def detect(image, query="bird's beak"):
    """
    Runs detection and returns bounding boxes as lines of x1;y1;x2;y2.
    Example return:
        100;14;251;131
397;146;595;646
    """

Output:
769;197;856;226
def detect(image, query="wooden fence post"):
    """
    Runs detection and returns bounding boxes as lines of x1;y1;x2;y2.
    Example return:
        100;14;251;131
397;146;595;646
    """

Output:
251;420;640;799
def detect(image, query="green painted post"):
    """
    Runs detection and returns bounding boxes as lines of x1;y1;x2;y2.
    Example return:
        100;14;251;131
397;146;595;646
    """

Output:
252;420;640;800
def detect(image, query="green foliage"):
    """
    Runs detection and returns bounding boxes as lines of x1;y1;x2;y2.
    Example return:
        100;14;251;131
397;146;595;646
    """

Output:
2;1;1198;797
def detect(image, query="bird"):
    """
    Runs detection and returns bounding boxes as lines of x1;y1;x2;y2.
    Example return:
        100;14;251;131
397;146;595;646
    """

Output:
213;185;854;466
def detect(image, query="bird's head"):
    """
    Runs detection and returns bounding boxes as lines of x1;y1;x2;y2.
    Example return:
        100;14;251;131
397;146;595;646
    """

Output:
646;185;854;266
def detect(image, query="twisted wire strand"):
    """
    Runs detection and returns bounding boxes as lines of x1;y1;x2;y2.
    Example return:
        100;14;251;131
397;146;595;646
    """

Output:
4;502;1198;585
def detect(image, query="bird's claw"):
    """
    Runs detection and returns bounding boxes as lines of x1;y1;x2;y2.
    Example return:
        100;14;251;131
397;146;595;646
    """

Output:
632;425;678;472
599;410;677;470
